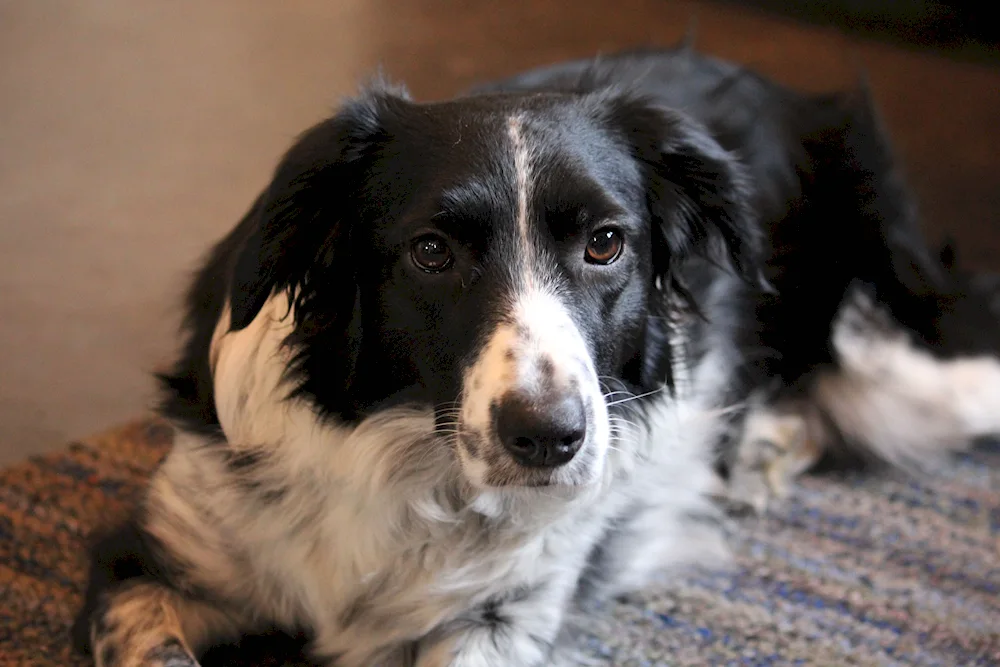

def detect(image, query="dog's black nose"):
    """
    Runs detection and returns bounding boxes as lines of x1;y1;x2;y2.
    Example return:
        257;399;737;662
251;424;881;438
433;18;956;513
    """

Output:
494;392;587;468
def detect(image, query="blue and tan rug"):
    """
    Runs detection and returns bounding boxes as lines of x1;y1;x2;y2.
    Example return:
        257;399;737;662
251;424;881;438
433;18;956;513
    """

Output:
1;419;998;666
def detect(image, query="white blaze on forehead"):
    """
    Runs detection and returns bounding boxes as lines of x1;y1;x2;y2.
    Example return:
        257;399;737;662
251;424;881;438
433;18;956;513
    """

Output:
507;114;536;290
502;115;591;382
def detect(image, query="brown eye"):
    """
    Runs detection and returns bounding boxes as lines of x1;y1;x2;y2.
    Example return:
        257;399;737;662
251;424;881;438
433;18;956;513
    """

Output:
411;234;454;272
585;228;623;264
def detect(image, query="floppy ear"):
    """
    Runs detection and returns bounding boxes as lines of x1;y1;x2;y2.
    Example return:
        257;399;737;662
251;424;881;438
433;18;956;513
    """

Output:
608;97;765;295
228;91;394;331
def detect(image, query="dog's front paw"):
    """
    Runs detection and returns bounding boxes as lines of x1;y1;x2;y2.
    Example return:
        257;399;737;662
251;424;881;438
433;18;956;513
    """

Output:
140;638;201;667
725;405;825;514
87;583;205;667
93;636;200;667
414;623;554;667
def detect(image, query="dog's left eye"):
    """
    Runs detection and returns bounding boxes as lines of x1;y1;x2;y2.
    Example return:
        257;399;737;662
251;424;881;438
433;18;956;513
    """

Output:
411;234;454;272
585;228;624;265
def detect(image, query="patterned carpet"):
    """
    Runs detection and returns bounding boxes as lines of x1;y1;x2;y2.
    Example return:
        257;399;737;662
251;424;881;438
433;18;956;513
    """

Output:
1;419;998;666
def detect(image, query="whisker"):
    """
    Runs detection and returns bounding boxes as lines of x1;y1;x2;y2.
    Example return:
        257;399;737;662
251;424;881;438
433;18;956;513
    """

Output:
602;390;634;400
606;386;666;406
597;376;633;395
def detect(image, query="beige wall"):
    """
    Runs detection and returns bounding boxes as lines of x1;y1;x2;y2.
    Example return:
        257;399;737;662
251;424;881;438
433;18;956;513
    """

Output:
2;0;997;463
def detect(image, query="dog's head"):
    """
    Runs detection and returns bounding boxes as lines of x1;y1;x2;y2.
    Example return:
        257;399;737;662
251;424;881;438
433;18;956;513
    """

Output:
220;84;758;490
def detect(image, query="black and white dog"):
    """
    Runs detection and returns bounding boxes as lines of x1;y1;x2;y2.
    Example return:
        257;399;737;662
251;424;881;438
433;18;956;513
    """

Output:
74;45;1000;666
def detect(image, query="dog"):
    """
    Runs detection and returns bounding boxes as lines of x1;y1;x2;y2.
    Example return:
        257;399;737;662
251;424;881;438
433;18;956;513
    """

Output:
73;44;1000;666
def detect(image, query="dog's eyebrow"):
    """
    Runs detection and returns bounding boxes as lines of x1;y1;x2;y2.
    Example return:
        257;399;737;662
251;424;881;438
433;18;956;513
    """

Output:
541;187;630;234
440;179;507;213
429;181;510;232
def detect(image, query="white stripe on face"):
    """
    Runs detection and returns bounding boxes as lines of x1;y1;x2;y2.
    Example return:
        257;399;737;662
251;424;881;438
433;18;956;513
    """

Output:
454;115;610;488
507;114;536;291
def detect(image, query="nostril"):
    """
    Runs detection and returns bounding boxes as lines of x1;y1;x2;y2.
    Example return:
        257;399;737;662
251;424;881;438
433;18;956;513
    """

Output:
560;430;584;448
510;436;539;457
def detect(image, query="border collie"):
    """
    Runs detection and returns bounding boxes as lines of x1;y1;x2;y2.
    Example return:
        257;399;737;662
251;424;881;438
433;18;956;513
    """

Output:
74;45;1000;666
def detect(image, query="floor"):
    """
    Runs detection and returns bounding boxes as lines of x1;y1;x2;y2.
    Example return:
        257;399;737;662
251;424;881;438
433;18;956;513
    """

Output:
1;0;998;464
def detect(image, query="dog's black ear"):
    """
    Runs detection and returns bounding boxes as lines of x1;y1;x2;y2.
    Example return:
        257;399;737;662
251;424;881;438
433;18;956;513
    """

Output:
608;97;764;292
228;91;396;331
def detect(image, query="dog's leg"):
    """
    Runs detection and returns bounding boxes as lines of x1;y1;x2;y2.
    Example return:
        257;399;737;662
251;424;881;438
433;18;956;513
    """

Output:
88;581;240;667
74;507;250;667
813;288;1000;469
728;287;1000;513
726;401;827;514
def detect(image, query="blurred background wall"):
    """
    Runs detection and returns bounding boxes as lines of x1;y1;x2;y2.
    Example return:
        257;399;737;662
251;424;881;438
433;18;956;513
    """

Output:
1;0;997;463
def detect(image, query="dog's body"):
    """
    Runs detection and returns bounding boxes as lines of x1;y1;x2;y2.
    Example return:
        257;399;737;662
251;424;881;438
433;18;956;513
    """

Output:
74;46;1000;667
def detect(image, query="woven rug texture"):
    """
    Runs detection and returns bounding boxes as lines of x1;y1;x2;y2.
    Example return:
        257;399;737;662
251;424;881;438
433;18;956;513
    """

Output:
1;419;998;666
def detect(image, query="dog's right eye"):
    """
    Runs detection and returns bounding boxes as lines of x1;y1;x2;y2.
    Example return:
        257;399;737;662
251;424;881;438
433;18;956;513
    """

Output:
585;227;624;265
411;234;454;273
